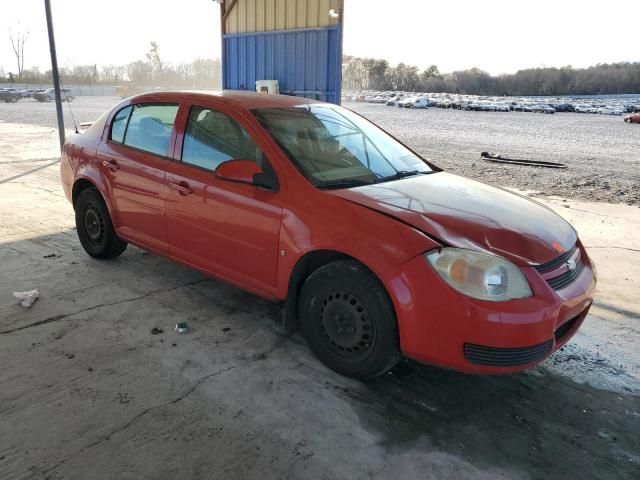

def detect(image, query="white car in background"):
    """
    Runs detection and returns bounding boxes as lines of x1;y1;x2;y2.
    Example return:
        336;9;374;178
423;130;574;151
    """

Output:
598;107;624;116
386;95;404;106
574;105;595;113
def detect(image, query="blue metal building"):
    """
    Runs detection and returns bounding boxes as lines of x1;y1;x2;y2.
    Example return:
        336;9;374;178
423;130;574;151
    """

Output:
220;0;344;104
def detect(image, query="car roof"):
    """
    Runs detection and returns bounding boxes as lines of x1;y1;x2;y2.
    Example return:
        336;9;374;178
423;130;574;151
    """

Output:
127;90;324;111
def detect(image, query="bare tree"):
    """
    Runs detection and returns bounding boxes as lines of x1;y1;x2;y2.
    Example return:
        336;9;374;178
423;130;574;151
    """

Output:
9;29;29;79
145;41;163;80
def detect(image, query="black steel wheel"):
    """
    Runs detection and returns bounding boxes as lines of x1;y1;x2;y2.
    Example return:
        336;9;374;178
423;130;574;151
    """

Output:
83;203;105;246
75;187;127;259
299;260;401;379
319;290;376;356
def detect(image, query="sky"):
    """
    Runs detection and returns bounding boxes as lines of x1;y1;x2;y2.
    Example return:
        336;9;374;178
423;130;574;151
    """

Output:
1;0;638;77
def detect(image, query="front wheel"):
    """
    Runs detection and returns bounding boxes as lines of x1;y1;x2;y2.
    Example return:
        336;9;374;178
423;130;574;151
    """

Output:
75;187;127;259
299;260;401;379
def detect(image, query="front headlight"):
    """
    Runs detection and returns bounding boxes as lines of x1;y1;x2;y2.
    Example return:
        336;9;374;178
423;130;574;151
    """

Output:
424;248;532;302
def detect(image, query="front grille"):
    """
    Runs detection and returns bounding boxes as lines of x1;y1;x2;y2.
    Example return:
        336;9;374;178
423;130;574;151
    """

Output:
464;340;553;367
546;258;585;290
535;244;584;290
535;245;578;273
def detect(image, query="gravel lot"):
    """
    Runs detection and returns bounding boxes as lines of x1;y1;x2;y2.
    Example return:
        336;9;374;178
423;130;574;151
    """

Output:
348;102;640;206
1;95;638;205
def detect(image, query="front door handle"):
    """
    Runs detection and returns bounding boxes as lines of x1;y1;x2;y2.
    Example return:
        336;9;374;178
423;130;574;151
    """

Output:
169;182;193;195
102;159;120;171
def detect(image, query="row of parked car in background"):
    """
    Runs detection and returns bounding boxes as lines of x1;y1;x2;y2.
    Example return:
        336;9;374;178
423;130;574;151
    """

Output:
0;87;75;103
343;91;640;119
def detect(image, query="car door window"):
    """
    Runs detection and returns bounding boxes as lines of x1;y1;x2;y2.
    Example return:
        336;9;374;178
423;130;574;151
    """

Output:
110;106;132;143
182;106;263;171
123;104;179;157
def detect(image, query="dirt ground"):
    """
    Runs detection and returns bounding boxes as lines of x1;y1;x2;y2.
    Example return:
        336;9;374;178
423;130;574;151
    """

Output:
0;109;639;480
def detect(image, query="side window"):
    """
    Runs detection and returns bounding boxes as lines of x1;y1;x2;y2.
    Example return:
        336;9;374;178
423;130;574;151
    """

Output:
123;104;179;157
182;106;263;171
110;106;132;143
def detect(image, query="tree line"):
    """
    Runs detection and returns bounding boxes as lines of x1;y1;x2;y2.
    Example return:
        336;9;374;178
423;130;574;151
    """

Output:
2;39;638;95
1;41;221;89
342;56;640;96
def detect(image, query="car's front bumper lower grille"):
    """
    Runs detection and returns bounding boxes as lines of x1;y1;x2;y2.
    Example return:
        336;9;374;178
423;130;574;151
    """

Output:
464;340;553;367
554;315;579;341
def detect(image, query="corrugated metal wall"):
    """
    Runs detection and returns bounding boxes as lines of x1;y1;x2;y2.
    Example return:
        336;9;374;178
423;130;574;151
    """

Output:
225;0;340;34
224;27;341;103
222;0;343;104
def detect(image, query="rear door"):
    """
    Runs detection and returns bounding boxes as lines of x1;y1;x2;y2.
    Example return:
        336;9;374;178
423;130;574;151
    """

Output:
97;102;179;253
164;102;284;297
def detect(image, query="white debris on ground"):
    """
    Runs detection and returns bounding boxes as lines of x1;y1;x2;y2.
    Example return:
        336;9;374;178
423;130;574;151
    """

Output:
13;288;40;308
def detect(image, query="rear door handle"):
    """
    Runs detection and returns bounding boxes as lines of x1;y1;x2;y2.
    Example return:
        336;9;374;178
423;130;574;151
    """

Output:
169;182;193;195
102;159;120;171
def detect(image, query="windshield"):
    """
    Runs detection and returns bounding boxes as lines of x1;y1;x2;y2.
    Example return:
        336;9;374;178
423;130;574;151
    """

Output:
252;104;434;188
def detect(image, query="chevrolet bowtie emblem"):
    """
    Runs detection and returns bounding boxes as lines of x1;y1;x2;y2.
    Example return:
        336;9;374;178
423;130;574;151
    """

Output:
566;259;577;271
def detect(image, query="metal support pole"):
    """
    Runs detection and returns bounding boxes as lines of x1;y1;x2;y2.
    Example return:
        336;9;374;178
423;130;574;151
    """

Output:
44;0;65;151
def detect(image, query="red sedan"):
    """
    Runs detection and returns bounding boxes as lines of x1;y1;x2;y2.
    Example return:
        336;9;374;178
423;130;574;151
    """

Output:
60;91;596;378
624;113;640;123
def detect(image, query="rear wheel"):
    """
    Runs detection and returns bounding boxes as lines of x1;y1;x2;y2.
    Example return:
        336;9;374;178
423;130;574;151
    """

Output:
299;260;401;379
75;187;127;259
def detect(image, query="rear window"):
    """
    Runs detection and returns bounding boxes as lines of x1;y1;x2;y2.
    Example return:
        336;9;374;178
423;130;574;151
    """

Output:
122;104;179;157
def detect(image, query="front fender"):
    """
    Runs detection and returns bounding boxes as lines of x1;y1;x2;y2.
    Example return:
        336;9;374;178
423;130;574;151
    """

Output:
275;195;441;300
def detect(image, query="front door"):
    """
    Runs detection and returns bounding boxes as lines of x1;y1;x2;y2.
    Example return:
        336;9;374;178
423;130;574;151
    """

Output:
165;104;283;297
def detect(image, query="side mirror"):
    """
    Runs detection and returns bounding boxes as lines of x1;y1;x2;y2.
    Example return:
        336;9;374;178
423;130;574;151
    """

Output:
214;159;278;191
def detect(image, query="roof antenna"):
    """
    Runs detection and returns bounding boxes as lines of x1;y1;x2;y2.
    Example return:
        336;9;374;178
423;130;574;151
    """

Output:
59;80;79;133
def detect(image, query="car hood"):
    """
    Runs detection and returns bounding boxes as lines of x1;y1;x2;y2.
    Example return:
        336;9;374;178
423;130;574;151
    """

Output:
331;172;577;266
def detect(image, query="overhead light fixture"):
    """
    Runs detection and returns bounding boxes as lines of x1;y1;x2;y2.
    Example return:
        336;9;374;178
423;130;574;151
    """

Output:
328;8;340;19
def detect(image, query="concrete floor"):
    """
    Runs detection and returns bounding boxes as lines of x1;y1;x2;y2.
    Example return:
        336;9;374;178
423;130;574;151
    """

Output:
0;122;638;480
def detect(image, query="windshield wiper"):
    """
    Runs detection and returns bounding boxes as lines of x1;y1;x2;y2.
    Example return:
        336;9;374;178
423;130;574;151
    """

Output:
374;170;432;183
317;179;373;190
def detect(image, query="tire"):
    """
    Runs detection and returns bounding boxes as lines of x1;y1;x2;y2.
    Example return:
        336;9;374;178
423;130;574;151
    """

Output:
75;187;127;259
10;96;18;103
45;96;52;103
299;260;401;379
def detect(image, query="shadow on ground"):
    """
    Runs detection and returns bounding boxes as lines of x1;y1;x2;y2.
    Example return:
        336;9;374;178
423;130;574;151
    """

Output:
342;361;639;479
1;230;638;480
